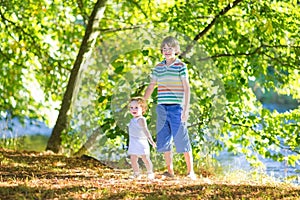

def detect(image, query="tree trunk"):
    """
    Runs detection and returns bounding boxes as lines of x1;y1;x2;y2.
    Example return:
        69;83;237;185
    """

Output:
46;0;108;153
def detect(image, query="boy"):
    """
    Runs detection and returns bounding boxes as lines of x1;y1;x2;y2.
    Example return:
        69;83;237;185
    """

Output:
144;36;196;180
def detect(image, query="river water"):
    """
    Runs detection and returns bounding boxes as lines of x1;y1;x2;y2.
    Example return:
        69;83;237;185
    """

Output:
215;103;300;184
215;151;300;184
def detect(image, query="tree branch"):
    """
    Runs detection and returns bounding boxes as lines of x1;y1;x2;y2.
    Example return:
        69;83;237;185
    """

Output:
198;46;262;61
129;0;148;19
77;0;89;26
95;24;145;33
264;53;300;70
277;144;300;155
180;0;244;58
197;44;300;70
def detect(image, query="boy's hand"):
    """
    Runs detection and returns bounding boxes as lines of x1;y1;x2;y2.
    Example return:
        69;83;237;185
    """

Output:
181;111;189;122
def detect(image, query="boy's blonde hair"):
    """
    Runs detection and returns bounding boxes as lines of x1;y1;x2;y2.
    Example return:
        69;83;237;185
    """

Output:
129;97;147;115
160;36;181;55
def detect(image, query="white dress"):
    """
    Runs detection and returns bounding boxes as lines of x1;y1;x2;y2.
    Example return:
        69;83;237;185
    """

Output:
128;116;150;155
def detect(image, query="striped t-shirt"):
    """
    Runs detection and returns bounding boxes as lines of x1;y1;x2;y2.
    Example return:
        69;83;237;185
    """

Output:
151;59;188;105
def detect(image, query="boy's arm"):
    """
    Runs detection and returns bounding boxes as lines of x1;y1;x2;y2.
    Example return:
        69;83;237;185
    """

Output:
182;78;190;122
138;118;156;148
144;79;156;100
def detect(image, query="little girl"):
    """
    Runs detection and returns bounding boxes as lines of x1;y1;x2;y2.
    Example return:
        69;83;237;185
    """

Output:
128;97;156;180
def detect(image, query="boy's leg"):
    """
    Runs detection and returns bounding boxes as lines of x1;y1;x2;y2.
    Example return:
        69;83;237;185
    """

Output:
184;151;196;180
169;106;194;176
156;105;172;152
184;151;194;174
156;105;173;175
164;151;174;175
130;155;139;175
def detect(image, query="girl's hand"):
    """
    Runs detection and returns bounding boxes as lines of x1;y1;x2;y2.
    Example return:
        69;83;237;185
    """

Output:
149;140;157;148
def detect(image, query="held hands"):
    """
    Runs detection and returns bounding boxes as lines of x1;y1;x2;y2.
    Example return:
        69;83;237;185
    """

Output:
148;139;157;148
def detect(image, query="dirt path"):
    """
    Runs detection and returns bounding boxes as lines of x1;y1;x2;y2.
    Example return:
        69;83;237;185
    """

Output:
0;148;299;199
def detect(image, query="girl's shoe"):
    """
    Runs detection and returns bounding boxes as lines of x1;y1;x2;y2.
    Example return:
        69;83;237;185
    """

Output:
147;173;155;180
129;173;141;180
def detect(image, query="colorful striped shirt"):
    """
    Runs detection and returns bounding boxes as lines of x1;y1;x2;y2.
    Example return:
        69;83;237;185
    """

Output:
151;59;188;105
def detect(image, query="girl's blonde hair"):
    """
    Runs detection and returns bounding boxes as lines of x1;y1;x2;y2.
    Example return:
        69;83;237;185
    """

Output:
129;97;147;115
160;36;181;55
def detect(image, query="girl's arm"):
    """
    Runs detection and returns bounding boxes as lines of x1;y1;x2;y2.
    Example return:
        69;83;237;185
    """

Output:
138;118;156;148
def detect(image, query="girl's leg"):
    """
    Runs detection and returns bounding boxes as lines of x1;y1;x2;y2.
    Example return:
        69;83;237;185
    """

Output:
130;155;140;175
141;155;153;173
141;155;155;179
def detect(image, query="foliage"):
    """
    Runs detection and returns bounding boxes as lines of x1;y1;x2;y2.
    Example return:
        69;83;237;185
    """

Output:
1;0;300;170
0;0;89;123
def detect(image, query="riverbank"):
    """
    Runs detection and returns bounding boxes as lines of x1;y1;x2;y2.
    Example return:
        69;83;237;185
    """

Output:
1;148;299;199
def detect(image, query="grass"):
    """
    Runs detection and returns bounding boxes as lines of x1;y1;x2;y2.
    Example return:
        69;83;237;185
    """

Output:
0;148;300;199
0;134;48;152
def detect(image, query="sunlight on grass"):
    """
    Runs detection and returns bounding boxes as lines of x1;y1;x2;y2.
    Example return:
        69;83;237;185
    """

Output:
216;169;298;188
0;135;48;152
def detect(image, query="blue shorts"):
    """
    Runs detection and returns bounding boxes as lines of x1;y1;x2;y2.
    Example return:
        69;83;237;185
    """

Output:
156;104;191;153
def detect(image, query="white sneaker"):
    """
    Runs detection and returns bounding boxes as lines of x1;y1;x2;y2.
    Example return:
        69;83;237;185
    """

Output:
187;172;197;180
147;173;155;180
129;173;141;180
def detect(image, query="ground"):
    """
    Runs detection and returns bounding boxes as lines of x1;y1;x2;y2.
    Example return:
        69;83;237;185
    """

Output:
0;148;300;199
